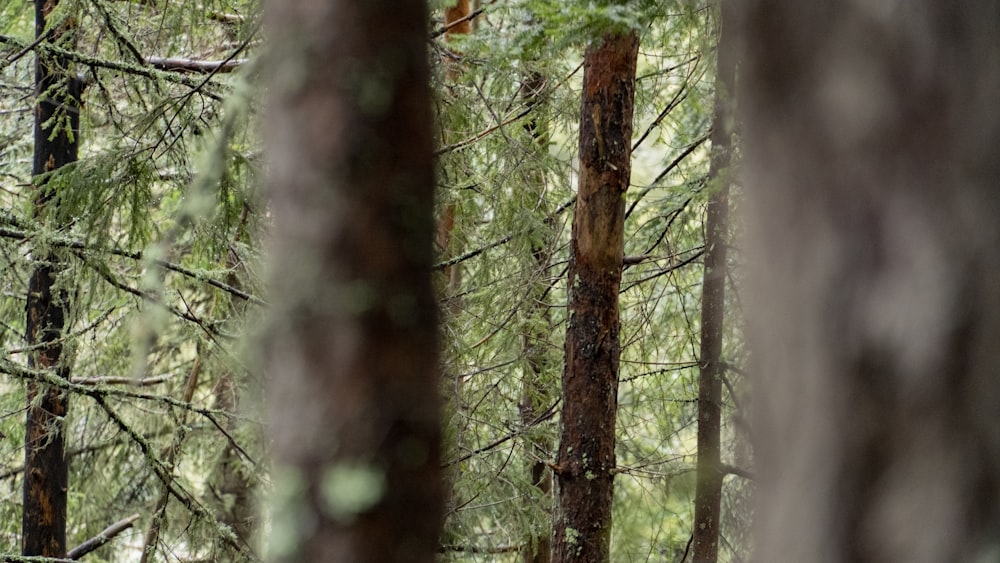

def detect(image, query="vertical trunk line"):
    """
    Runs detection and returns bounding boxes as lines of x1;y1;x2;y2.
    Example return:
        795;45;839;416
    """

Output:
691;4;736;562
519;70;553;563
552;30;639;563
22;0;80;556
438;0;472;304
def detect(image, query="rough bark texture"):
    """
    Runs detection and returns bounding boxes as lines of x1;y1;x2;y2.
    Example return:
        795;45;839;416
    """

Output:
22;0;79;556
264;1;441;561
691;5;735;561
552;30;638;563
739;3;1000;562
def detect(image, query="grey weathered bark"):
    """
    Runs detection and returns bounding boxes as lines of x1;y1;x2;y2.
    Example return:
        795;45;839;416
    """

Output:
22;0;80;556
691;3;736;561
264;0;441;561
552;29;639;563
738;3;1000;562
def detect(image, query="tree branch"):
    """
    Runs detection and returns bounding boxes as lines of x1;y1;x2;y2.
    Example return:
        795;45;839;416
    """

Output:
432;196;575;271
66;514;140;559
429;0;498;39
72;374;172;386
720;463;754;481
0;223;264;304
147;56;247;74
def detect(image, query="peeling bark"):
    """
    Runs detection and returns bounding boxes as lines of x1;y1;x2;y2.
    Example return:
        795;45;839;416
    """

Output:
552;29;638;563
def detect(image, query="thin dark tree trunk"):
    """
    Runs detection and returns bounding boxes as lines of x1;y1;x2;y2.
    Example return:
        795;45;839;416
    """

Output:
22;0;80;556
264;0;441;561
519;70;553;563
209;208;257;556
552;29;638;563
691;4;736;561
739;2;1000;562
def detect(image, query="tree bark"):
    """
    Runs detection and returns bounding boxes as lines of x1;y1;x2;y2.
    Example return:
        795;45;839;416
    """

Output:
22;0;80;556
552;29;638;563
739;3;1000;562
264;0;441;561
691;4;736;561
437;0;472;301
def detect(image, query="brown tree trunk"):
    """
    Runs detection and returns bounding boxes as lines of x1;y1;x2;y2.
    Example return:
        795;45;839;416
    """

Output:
22;0;80;556
691;4;736;561
739;3;1000;562
552;30;638;563
264;0;441;561
438;0;473;301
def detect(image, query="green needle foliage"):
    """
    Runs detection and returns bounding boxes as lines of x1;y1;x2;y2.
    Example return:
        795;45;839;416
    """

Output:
1;0;263;560
0;0;748;560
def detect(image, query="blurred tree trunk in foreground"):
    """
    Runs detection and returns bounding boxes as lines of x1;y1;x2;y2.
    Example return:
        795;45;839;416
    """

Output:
263;0;441;561
739;3;1000;562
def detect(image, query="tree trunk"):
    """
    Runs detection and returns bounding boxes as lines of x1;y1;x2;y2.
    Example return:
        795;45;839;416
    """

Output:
437;0;472;306
22;0;80;556
519;70;553;563
691;4;736;561
209;210;258;557
739;3;1000;562
552;30;638;563
263;0;441;561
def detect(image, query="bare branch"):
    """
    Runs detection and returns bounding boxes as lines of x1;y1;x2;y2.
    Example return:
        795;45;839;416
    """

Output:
147;56;247;74
72;374;172;386
66;514;140;559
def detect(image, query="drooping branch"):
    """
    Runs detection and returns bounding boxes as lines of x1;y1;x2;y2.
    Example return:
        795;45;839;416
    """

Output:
0;358;258;468
91;395;258;561
0;224;264;304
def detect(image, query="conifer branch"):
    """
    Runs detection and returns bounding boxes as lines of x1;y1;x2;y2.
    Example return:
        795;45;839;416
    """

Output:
0;36;227;100
625;132;711;220
443;399;559;468
433;195;576;270
92;395;259;561
0;225;264;304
